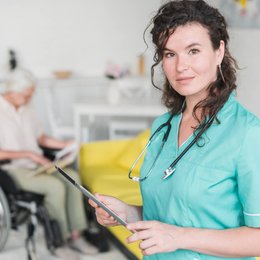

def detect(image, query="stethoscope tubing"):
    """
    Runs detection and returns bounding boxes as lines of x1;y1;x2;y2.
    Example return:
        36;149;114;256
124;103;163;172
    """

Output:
128;112;216;182
165;113;216;173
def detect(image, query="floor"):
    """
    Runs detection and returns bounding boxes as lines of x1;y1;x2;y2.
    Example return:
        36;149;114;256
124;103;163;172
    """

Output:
0;224;127;260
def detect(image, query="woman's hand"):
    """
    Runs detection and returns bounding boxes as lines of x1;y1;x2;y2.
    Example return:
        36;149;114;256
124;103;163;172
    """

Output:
63;139;75;147
28;152;51;166
37;134;76;150
88;194;129;227
127;221;187;256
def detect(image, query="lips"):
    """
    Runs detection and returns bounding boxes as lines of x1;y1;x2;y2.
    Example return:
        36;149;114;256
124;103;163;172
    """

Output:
176;76;194;81
176;76;195;84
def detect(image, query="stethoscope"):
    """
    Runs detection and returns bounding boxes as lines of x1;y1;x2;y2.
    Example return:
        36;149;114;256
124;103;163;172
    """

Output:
128;112;216;182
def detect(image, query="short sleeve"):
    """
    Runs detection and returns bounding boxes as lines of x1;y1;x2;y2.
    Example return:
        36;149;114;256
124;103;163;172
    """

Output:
151;112;171;133
237;119;260;227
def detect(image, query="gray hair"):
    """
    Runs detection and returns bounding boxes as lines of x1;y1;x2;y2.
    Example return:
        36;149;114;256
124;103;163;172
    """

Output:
4;69;36;93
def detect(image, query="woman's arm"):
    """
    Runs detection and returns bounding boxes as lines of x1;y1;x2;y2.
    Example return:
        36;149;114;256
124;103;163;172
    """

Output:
0;150;50;166
0;150;31;161
37;134;74;149
184;226;260;257
127;222;260;257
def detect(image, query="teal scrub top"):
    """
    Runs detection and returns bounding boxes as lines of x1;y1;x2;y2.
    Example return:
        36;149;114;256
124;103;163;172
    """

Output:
140;94;260;260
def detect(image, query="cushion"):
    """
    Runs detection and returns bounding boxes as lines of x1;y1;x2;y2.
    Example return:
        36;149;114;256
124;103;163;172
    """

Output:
116;129;150;171
82;165;142;205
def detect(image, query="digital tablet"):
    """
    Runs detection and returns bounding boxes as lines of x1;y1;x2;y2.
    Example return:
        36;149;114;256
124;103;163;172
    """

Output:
55;165;128;226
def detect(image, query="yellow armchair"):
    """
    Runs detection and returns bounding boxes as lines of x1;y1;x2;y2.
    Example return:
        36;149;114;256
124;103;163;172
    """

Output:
79;130;150;259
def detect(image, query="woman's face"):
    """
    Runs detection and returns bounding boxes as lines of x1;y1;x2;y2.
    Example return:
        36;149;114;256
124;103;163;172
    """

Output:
11;86;35;108
162;22;224;102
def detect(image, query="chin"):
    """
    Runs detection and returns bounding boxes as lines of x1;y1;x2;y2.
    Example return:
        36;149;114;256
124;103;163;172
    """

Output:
175;89;197;97
175;86;208;99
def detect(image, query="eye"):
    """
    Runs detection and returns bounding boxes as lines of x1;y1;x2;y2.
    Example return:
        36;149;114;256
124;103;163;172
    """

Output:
188;48;200;55
163;51;175;58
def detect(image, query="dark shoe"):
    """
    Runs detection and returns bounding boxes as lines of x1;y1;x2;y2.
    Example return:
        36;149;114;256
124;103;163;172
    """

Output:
84;227;110;253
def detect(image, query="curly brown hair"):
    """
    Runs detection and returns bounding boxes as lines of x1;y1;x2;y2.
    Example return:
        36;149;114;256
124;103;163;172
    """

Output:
148;0;238;125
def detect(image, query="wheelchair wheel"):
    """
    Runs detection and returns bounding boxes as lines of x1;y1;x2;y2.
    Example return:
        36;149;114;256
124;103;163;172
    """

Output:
0;187;11;251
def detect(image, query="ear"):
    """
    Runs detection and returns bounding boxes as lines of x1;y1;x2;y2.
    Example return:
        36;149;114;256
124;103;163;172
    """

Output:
216;40;225;65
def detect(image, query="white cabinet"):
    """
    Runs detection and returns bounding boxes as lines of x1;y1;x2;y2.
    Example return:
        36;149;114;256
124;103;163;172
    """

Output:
33;76;165;142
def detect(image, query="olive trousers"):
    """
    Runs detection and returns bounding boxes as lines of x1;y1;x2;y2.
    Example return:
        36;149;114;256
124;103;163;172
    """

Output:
7;167;87;240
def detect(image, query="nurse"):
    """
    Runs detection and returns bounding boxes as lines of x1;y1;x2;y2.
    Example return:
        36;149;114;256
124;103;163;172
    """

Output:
89;0;260;259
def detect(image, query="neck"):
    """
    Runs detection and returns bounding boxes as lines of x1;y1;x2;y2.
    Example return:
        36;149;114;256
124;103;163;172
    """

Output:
2;93;19;110
183;95;206;121
2;93;11;103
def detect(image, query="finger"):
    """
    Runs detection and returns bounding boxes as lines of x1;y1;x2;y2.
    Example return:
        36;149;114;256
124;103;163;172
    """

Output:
139;237;156;251
100;214;120;225
98;213;115;221
97;216;117;226
95;193;114;206
89;194;108;209
94;193;106;202
88;198;98;208
127;229;152;244
95;207;116;222
127;221;154;231
99;217;117;225
96;206;112;218
142;245;162;256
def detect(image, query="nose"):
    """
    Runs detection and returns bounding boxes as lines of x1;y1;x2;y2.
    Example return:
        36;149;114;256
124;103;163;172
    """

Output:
176;55;189;73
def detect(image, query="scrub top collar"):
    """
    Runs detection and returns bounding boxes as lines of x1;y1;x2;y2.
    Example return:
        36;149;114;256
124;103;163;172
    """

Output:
216;91;237;122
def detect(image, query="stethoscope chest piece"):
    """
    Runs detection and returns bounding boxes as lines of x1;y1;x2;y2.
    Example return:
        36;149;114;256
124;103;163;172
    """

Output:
162;167;176;180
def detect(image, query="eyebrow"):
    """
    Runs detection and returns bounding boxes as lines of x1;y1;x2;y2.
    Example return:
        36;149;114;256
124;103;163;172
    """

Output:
163;42;202;52
186;43;202;49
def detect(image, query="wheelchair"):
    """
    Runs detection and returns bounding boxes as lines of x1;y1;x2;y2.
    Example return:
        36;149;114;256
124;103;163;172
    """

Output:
0;184;10;252
0;148;64;259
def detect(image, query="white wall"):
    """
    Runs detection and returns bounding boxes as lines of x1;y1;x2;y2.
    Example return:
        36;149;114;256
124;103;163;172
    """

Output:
229;29;260;117
0;0;259;117
0;0;161;78
208;0;260;116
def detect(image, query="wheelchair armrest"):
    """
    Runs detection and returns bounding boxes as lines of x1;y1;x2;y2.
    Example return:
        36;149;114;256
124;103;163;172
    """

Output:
39;146;62;161
0;159;11;165
0;168;18;194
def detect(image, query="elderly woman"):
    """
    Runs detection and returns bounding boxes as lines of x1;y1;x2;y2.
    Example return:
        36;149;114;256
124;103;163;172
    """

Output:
0;69;98;260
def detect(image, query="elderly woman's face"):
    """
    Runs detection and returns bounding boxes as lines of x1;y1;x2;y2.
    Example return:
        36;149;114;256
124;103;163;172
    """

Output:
162;22;224;101
12;86;35;107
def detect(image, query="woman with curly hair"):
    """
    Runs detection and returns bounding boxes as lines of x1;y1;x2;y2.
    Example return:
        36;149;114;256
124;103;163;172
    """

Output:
89;1;260;259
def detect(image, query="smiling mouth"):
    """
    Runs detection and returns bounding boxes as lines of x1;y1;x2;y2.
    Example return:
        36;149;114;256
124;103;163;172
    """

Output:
176;77;194;84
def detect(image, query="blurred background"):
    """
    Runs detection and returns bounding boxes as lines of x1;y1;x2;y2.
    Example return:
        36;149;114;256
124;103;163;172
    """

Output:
0;0;259;140
0;1;259;259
